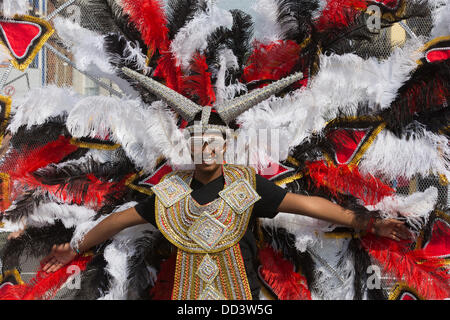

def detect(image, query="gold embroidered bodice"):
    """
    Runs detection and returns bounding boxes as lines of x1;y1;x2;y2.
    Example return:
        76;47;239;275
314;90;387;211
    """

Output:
152;164;260;300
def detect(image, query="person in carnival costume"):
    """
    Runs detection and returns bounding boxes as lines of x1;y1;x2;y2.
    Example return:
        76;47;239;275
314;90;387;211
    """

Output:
41;70;410;300
0;0;448;301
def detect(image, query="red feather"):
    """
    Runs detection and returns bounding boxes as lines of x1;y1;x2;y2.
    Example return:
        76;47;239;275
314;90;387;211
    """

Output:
0;135;127;209
153;52;185;93
361;234;450;300
243;40;301;84
149;253;176;300
0;136;78;210
306;161;394;205
121;0;169;52
0;255;92;300
16;173;129;209
0;136;78;180
0;284;29;300
315;0;367;32
183;53;216;106
259;246;311;300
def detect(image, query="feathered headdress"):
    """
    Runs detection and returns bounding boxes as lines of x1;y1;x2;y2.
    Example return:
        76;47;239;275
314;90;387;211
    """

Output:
122;66;303;132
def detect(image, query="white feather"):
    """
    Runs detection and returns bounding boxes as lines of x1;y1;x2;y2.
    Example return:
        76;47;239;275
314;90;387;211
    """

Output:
66;96;191;171
359;127;450;181
236;38;424;166
98;223;156;300
53;17;139;98
309;238;356;300
0;201;96;233
430;1;450;38
53;17;114;74
251;0;282;43
8;85;81;134
365;186;438;229
109;35;151;75
214;48;245;104
170;2;233;69
261;213;335;253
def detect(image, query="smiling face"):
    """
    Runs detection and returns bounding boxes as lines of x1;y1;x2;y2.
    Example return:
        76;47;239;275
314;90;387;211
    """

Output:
190;131;227;173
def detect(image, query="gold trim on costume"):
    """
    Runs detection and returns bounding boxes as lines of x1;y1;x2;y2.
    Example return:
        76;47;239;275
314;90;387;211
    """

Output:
124;171;154;196
388;282;424;300
323;231;361;239
69;138;120;150
274;172;304;186
155;165;255;254
323;116;386;167
172;244;252;300
0;15;55;71
0;95;11;148
0;172;11;211
420;36;450;52
0;269;25;285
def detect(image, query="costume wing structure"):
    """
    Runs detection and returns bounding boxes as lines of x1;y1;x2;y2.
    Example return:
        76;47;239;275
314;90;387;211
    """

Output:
0;0;448;300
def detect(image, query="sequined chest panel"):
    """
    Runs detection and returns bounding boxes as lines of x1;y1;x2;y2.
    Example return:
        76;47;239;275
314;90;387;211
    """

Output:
153;165;260;300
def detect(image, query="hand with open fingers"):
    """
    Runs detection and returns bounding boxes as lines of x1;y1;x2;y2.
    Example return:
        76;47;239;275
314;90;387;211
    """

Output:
371;218;412;241
41;243;78;273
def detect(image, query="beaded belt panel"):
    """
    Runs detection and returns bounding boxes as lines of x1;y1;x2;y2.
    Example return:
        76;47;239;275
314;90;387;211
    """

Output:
172;244;253;300
154;164;259;300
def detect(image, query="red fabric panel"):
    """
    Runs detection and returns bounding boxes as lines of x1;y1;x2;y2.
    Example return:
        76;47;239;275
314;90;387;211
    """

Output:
0;21;41;58
327;129;367;164
143;164;173;186
426;49;450;63
423;219;450;259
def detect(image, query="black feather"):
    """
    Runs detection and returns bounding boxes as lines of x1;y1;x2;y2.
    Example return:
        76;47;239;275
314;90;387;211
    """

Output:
74;250;110;300
2;190;54;223
381;60;450;137
127;230;161;299
348;238;387;300
276;0;318;43
104;33;158;105
1;221;74;273
75;0;145;48
9;117;69;150
166;0;204;40
229;9;254;69
32;154;135;185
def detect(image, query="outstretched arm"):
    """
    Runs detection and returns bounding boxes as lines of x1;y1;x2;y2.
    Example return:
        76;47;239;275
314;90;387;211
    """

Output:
278;192;411;241
41;207;147;273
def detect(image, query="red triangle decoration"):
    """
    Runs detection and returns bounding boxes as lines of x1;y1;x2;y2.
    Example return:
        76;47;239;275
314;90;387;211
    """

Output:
420;212;450;260
389;282;424;300
420;36;450;65
323;117;386;166
0;15;54;71
126;159;173;196
326;128;368;165
258;161;293;180
0;21;41;58
140;163;173;187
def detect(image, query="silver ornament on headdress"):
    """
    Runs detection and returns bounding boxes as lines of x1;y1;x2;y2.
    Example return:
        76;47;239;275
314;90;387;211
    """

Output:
121;67;202;122
122;67;303;129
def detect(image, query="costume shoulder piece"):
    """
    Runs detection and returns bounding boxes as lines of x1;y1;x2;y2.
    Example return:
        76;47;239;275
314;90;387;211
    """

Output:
151;171;193;207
